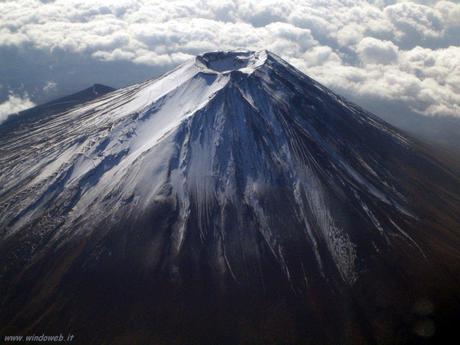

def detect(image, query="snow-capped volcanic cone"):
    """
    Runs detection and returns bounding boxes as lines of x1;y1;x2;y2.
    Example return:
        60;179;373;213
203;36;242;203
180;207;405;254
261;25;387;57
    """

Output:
1;51;459;345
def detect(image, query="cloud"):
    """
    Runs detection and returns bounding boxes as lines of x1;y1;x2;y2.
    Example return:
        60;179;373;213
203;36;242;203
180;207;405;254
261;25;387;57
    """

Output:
308;45;460;117
0;93;35;124
384;2;445;47
0;0;458;119
43;80;57;93
357;37;399;64
302;46;342;67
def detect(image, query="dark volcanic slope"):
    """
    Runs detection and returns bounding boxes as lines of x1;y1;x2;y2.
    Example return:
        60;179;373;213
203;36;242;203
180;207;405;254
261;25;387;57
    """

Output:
1;51;459;345
0;84;115;133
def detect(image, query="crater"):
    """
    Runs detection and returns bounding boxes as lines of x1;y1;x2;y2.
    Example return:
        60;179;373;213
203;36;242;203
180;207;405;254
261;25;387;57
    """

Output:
196;50;268;74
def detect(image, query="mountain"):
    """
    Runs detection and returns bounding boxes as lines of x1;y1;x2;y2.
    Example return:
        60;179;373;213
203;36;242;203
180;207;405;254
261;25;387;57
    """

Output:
1;51;459;345
357;101;460;174
0;84;115;131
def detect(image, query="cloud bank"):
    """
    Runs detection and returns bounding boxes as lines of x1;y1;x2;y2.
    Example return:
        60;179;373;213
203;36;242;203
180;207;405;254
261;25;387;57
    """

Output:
0;93;35;123
0;0;458;118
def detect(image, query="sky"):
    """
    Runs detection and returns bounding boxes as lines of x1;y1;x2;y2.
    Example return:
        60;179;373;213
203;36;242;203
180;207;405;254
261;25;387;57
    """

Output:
0;0;459;124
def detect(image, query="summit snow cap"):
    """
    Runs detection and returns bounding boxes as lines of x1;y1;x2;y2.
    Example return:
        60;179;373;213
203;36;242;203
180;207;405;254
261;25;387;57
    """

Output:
196;50;269;74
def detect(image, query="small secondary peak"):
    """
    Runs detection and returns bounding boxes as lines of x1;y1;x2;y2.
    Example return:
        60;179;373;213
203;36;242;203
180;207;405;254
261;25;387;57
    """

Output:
196;50;268;74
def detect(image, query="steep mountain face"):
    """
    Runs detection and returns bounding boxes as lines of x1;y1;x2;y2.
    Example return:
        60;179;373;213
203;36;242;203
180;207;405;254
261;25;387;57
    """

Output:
1;51;460;345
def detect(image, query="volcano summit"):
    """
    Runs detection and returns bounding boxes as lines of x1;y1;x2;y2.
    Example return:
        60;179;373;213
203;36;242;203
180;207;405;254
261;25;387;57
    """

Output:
1;51;459;345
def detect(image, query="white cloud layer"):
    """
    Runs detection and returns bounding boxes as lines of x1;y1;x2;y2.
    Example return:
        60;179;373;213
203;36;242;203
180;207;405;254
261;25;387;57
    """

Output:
0;93;35;123
0;0;459;117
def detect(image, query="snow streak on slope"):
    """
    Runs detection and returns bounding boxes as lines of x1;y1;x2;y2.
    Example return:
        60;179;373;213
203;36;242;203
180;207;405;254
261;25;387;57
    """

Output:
0;51;420;287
